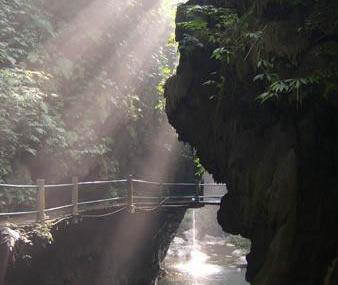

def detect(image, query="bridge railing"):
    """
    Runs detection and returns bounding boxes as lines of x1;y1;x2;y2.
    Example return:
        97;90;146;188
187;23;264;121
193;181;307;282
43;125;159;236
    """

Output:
0;176;226;223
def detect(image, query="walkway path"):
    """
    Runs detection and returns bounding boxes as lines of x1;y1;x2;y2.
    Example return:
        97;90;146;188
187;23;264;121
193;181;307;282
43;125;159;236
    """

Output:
0;176;225;225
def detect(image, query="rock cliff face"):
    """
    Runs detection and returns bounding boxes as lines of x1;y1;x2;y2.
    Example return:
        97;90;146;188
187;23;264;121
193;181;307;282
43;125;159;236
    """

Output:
0;209;185;285
165;0;338;284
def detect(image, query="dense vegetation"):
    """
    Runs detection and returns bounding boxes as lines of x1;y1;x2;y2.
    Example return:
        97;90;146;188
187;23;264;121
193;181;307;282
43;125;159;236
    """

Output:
175;0;338;104
0;0;193;211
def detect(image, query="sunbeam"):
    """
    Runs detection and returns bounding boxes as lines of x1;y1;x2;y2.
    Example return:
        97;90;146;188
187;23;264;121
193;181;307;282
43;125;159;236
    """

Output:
26;0;181;187
2;0;337;284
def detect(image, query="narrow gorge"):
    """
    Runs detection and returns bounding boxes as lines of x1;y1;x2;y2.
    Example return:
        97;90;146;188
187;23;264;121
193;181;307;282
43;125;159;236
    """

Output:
1;0;338;284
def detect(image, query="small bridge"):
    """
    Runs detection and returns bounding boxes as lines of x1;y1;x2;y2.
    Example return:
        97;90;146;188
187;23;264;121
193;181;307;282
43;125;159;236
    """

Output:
0;176;225;225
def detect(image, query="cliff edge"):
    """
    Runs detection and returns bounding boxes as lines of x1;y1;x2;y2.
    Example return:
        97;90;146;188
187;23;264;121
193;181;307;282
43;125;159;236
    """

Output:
165;0;338;284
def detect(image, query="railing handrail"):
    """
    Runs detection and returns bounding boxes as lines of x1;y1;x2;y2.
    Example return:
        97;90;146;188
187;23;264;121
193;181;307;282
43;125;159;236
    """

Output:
0;175;225;222
0;184;38;188
0;179;226;188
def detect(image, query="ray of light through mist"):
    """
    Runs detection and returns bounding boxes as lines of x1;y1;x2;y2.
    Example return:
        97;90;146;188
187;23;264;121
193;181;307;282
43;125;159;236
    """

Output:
0;0;196;281
30;0;183;183
26;0;187;274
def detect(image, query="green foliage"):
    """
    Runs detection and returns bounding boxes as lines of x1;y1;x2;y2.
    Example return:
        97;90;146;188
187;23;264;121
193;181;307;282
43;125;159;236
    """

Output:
183;4;238;26
177;4;239;55
178;19;208;31
253;58;328;104
0;0;194;211
0;0;54;67
0;68;64;210
193;156;205;179
0;187;36;211
211;47;233;63
177;1;338;106
155;5;179;111
30;223;54;243
156;63;177;109
256;76;320;104
0;68;63;158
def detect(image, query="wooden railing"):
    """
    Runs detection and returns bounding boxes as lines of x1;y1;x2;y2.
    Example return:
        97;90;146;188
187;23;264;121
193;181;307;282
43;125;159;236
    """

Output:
0;176;226;223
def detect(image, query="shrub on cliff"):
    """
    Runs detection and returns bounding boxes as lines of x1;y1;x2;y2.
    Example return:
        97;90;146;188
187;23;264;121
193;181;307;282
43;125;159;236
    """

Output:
175;0;338;105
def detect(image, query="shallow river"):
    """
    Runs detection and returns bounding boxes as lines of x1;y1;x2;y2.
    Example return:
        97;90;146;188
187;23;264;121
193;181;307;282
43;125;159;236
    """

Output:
159;209;249;285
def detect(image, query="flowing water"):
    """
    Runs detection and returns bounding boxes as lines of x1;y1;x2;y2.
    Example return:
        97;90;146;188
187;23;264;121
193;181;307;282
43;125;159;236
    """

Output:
159;207;250;285
159;174;250;285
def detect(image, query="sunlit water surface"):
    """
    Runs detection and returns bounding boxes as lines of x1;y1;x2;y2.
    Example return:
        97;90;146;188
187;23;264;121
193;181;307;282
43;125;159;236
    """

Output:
159;209;249;285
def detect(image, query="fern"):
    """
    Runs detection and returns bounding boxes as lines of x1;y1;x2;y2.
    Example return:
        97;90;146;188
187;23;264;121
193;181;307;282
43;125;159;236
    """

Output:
256;76;321;104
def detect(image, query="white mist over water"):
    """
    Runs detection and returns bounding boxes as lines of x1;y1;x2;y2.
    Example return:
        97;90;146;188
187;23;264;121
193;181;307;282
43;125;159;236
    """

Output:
174;209;223;280
159;207;249;285
193;209;196;248
159;174;249;285
159;173;248;285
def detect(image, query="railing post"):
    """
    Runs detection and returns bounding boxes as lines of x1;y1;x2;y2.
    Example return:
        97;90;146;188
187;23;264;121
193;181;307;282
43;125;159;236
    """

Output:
159;183;163;198
127;175;135;214
72;176;79;216
36;179;45;222
195;180;200;203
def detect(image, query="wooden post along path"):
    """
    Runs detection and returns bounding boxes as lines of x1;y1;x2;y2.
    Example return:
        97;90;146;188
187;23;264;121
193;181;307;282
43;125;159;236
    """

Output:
36;179;45;222
127;175;135;214
72;176;79;216
195;180;200;203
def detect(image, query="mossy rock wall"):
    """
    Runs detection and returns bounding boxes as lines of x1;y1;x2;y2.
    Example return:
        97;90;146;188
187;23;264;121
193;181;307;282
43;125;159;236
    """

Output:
165;0;338;284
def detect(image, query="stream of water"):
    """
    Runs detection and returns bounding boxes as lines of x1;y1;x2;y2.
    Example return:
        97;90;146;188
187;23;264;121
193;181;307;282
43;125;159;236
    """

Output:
158;208;249;285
